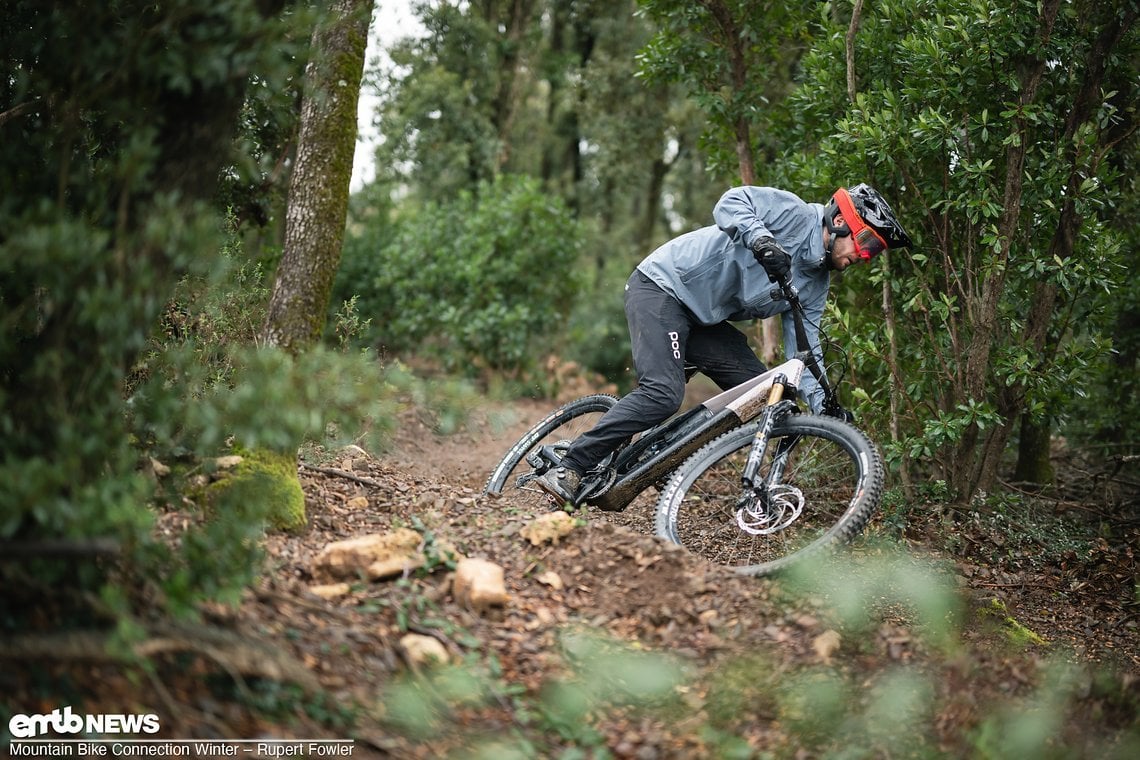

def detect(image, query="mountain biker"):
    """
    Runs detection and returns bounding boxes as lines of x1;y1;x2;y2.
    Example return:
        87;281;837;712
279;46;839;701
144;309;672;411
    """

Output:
536;183;911;506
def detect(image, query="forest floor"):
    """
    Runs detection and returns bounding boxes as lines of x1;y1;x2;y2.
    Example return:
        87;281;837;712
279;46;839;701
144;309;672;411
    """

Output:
6;392;1140;758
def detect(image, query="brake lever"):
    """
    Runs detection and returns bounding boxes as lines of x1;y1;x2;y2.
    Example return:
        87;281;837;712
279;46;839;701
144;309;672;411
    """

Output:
769;272;800;303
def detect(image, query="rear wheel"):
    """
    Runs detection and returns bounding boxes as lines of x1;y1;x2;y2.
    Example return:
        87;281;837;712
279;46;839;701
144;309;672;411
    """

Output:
483;394;617;498
655;414;882;576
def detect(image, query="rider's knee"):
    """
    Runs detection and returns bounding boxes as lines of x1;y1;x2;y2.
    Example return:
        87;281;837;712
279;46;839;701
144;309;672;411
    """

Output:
641;381;684;421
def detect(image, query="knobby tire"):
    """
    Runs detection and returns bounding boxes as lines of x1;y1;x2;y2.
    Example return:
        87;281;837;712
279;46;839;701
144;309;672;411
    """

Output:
483;394;618;497
654;414;883;576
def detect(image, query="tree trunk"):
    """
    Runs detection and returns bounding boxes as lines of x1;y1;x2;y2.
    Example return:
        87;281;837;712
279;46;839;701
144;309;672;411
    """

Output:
1099;303;1140;444
540;2;567;184
262;0;373;353
948;0;1062;502
845;0;865;101
489;0;536;170
698;1;778;361
1014;414;1054;487
882;263;911;492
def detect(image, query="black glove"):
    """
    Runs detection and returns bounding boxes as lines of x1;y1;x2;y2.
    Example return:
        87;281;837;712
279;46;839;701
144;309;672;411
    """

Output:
751;236;791;283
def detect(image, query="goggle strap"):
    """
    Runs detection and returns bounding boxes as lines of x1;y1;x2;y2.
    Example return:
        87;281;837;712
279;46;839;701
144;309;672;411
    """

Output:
834;188;887;259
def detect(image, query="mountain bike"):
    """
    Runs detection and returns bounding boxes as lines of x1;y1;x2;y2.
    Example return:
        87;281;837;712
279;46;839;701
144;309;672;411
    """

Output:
483;273;884;576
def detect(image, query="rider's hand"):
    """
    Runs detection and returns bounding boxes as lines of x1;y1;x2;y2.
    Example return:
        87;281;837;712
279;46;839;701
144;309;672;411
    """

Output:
751;236;792;283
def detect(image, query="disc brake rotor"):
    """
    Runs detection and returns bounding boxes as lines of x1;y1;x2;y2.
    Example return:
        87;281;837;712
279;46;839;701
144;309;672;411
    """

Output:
736;484;805;535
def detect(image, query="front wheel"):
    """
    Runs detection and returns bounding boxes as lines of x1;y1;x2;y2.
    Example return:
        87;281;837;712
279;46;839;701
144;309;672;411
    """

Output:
483;394;617;498
655;414;883;576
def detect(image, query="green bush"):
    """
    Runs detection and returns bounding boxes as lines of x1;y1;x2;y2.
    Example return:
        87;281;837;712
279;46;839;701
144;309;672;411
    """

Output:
336;174;586;375
564;264;636;390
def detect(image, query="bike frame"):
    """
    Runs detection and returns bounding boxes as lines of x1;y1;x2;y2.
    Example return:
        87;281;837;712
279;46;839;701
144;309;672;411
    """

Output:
585;357;807;510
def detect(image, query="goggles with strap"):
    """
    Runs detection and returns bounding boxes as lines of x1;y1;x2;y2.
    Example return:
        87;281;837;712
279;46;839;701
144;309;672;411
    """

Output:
832;188;888;260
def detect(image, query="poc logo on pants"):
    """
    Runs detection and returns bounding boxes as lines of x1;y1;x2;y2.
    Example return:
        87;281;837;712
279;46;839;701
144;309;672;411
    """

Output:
668;331;681;359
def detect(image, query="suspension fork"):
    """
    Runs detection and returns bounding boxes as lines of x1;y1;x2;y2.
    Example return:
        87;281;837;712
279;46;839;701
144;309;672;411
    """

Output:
740;376;797;493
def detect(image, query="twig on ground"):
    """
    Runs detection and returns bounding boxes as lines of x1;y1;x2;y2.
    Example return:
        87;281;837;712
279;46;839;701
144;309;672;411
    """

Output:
299;461;385;488
0;621;320;693
0;538;120;559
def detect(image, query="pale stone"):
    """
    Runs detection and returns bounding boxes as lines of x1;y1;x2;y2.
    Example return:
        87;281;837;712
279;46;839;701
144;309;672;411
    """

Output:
536;571;564;590
309;583;352;600
215;455;244;470
812;629;842;664
400;633;449;667
312;528;461;581
452;558;509;611
519;511;577;546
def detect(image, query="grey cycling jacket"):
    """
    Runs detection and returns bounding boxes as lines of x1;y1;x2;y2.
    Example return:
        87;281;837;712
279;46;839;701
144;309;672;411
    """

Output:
636;186;830;411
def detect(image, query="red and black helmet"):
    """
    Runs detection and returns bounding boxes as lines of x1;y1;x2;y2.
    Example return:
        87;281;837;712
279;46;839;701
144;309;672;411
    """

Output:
824;184;912;260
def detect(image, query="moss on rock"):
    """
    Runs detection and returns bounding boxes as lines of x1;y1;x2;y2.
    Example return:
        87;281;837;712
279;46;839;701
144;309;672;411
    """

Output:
981;598;1049;648
207;449;306;533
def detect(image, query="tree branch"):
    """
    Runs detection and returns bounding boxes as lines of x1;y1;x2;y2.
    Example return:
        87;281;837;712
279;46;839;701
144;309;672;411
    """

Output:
846;0;865;102
0;621;321;692
0;99;38;128
0;538;120;559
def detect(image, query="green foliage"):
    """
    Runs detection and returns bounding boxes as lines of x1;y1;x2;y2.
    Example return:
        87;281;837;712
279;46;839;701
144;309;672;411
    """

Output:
210;678;360;731
370;0;719;251
0;0;300;551
122;287;405;615
337;175;586;375
144;470;274;613
370;548;1138;757
379;627;684;755
331;294;373;351
1066;174;1140;452
636;0;819;182
128;220;272;396
0;0;395;626
364;0;1140;493
133;344;399;463
409;516;461;574
373;2;506;198
980;598;1049;648
767;0;1138;498
787;550;963;652
218;40;311;233
563;263;636;388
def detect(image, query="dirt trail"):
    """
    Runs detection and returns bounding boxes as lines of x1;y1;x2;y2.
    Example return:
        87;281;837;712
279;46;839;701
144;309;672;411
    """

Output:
8;397;1136;758
250;398;1137;757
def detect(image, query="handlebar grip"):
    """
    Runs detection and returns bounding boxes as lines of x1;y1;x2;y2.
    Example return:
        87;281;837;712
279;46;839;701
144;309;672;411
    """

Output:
776;271;798;302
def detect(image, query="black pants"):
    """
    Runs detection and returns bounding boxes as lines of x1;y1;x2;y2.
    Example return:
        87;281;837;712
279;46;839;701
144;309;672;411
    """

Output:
560;270;767;475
